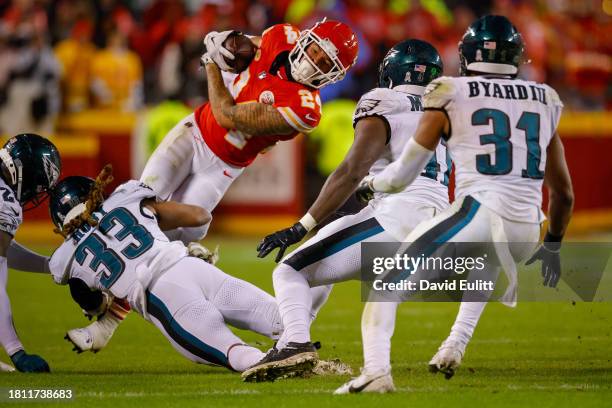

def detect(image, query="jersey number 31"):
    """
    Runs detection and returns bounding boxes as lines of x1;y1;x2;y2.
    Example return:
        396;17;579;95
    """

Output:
472;108;544;179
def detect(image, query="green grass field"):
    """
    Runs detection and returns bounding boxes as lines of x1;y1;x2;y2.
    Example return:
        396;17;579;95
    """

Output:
2;237;612;407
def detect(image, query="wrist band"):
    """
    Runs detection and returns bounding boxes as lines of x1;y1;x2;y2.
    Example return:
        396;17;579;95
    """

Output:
299;213;317;232
544;231;564;243
543;231;563;252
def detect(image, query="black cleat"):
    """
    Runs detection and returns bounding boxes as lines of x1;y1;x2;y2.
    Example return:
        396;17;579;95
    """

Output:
241;342;318;382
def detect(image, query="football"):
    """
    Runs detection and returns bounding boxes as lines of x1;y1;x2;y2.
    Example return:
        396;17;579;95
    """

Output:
223;33;257;73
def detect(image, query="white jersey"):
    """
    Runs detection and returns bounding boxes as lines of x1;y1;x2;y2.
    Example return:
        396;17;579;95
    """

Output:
49;181;188;314
353;86;450;240
0;178;22;237
423;75;563;223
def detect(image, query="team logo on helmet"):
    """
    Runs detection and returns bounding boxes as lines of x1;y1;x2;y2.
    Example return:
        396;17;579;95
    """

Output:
43;155;60;186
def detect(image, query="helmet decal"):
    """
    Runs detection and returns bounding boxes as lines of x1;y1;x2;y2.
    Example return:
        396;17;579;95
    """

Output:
43;154;60;186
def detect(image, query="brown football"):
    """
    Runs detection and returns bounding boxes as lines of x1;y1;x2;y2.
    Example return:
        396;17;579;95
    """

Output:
223;33;257;73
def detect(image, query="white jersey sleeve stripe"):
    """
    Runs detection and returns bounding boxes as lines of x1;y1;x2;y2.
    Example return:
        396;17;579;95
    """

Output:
277;107;314;133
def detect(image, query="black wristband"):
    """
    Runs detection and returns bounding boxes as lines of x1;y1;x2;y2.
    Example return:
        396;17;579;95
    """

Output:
544;231;564;243
543;231;563;252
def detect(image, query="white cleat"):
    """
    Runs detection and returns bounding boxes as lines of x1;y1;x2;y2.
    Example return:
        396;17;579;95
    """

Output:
428;339;465;379
65;313;119;353
0;360;15;372
334;368;395;394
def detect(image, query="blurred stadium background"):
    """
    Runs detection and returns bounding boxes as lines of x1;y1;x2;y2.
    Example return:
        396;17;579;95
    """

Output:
0;0;610;245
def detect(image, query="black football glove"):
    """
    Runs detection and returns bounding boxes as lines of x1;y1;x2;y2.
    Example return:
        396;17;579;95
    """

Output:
355;177;375;203
11;350;50;373
525;233;562;288
257;222;308;263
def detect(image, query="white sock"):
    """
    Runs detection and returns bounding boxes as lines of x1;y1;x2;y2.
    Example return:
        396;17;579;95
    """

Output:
361;301;398;373
273;263;312;348
446;302;487;349
227;344;264;372
0;259;23;356
310;285;332;321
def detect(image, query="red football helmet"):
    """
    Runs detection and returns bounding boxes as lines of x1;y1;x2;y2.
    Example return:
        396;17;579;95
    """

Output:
289;19;359;89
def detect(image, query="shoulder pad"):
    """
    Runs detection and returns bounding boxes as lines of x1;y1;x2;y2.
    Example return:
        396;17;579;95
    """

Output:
544;84;563;108
106;180;157;207
353;88;399;126
423;76;456;109
0;183;21;236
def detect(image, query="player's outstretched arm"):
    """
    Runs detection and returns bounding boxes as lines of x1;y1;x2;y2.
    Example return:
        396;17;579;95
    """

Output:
526;132;574;287
309;117;387;222
7;241;49;274
0;231;49;372
204;63;294;136
143;199;211;231
257;117;388;262
367;110;445;194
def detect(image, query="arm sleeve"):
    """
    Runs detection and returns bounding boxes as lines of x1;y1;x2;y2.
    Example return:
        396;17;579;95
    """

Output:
7;241;49;273
371;138;435;193
68;277;104;312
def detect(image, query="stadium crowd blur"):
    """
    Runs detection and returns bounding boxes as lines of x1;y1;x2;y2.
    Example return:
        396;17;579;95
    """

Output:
0;0;609;142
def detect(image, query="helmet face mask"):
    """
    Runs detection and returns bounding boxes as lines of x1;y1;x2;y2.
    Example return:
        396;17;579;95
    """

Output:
378;39;443;88
289;20;358;89
458;15;524;76
0;134;61;210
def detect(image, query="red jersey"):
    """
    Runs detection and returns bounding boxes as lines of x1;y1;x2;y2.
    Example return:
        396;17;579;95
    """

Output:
195;24;322;167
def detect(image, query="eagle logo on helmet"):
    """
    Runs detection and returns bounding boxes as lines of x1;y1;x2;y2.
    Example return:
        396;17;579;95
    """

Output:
43;155;61;186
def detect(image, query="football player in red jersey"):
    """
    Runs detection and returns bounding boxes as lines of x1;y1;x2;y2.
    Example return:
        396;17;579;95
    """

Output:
140;20;359;244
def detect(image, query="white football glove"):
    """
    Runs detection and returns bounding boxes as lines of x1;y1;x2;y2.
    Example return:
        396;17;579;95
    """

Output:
188;242;220;265
202;30;236;72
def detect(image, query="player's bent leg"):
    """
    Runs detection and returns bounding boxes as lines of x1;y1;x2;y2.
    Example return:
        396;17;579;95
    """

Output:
166;133;244;244
140;114;196;200
210;272;283;339
146;258;266;371
244;211;393;382
146;289;259;371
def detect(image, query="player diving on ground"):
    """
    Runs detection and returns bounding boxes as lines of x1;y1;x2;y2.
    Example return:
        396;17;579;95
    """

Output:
47;166;284;372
